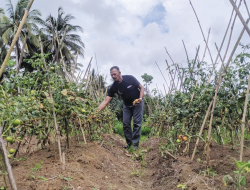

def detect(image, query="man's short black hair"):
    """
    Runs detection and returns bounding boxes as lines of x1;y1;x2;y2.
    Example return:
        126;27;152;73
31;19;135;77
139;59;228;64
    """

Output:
110;66;120;71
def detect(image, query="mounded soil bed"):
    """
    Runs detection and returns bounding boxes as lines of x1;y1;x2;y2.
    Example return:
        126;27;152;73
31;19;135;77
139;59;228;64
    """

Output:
1;134;250;190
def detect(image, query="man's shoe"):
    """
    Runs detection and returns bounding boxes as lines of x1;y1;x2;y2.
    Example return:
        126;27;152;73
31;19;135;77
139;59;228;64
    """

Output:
132;143;139;150
123;144;131;150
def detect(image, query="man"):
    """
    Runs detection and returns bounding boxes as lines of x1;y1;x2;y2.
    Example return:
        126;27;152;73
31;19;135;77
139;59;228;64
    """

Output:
98;66;144;150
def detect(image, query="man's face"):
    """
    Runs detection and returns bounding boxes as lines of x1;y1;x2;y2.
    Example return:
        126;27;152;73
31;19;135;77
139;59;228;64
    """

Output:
110;69;121;82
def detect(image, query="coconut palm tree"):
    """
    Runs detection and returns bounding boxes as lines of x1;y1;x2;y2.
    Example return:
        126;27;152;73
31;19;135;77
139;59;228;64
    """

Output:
0;0;42;70
40;7;85;66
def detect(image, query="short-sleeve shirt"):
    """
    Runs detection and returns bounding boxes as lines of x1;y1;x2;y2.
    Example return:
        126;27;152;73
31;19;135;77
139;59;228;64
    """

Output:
107;75;140;106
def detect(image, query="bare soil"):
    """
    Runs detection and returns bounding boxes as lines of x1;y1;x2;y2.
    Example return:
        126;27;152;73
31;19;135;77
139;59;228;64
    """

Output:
1;134;250;190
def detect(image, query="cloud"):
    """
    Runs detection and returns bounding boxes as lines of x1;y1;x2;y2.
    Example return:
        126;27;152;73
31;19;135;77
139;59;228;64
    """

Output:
7;0;250;94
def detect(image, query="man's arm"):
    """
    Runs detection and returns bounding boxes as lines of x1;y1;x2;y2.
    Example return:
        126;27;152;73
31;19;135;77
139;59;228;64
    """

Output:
134;84;144;106
138;84;144;100
98;96;112;112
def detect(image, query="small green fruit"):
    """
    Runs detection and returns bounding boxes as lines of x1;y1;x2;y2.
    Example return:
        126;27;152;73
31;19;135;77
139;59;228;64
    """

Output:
9;149;15;154
6;136;13;143
13;119;21;126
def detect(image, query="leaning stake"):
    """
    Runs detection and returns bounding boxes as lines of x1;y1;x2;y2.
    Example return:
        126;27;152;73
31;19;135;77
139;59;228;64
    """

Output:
0;123;18;190
0;0;34;78
240;74;250;161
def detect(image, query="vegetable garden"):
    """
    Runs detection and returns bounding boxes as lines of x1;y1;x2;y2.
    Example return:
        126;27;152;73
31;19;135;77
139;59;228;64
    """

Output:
1;0;250;189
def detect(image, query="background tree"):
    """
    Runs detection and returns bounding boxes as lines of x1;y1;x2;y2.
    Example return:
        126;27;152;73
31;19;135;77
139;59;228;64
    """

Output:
0;0;42;72
40;7;85;69
141;73;153;95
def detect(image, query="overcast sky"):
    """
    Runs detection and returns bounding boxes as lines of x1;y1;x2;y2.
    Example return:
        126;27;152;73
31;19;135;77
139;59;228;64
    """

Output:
4;0;250;94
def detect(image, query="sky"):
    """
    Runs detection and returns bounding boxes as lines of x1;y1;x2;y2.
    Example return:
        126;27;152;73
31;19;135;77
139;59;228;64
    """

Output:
3;0;250;95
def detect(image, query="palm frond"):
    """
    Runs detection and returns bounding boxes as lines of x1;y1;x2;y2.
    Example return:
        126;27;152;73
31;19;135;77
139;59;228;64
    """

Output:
0;8;4;14
5;0;14;19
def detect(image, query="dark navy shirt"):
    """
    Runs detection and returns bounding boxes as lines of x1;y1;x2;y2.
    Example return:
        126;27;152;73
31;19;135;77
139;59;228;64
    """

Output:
107;75;140;106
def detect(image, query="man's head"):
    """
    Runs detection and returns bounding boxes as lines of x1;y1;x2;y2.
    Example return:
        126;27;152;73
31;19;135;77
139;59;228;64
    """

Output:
110;66;122;82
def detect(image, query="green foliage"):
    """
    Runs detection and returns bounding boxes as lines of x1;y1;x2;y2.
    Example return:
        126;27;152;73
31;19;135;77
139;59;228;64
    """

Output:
233;159;250;189
141;73;153;85
31;161;43;172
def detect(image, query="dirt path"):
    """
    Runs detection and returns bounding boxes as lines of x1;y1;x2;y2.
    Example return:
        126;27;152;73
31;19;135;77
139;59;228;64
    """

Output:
1;134;250;189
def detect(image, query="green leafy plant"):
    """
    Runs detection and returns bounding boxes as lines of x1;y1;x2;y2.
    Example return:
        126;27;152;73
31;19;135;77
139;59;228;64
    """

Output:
31;161;43;172
233;159;250;189
199;168;217;177
177;184;187;189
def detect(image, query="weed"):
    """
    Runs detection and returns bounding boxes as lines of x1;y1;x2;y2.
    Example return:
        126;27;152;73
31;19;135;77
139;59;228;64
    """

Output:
233;159;250;189
222;175;234;187
31;161;43;172
37;176;48;181
131;169;144;177
177;184;187;189
199;168;217;177
63;186;73;190
12;157;28;162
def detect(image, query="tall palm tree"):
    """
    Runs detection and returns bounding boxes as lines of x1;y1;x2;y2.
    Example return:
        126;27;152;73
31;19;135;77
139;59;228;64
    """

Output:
0;0;42;69
40;7;85;66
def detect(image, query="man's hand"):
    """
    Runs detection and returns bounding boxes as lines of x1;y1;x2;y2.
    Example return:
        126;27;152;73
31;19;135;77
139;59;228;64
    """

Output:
133;98;142;106
98;96;112;112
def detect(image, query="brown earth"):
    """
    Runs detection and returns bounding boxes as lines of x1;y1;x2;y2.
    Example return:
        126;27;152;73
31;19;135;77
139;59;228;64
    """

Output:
1;134;250;190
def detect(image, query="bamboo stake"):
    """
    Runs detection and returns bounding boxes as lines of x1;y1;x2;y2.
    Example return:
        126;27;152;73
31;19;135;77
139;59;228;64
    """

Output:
163;84;167;96
215;43;223;62
240;74;250;161
201;28;211;62
164;47;181;78
0;122;18;190
229;0;250;36
244;0;250;18
182;40;189;62
0;0;34;78
206;0;238;85
189;0;214;65
79;118;87;144
190;45;200;79
206;18;249;165
191;100;213;161
179;70;185;91
39;36;62;162
80;57;93;83
155;62;170;89
165;59;175;88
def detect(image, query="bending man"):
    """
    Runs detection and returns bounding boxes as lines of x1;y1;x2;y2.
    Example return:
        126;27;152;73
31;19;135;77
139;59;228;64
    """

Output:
98;66;144;149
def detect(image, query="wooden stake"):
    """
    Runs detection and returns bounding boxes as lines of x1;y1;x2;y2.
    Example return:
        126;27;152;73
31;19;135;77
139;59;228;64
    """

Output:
191;100;213;161
0;0;34;78
240;74;250;161
189;0;214;65
206;17;249;165
0;123;18;190
182;40;189;62
244;0;250;18
229;0;250;36
206;0;238;85
155;62;170;89
39;36;62;162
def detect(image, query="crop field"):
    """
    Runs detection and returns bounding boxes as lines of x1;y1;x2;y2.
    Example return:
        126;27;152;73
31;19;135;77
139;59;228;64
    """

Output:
1;0;250;190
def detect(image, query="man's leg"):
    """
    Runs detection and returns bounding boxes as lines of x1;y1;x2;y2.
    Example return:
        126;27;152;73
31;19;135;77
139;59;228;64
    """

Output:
123;105;133;147
132;102;143;147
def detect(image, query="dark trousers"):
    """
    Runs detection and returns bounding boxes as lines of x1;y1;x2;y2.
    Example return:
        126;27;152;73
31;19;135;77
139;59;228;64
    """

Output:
123;102;143;146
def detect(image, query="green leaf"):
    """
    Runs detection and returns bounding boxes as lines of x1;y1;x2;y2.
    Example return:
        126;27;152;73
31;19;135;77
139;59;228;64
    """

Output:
234;159;247;170
239;176;246;187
